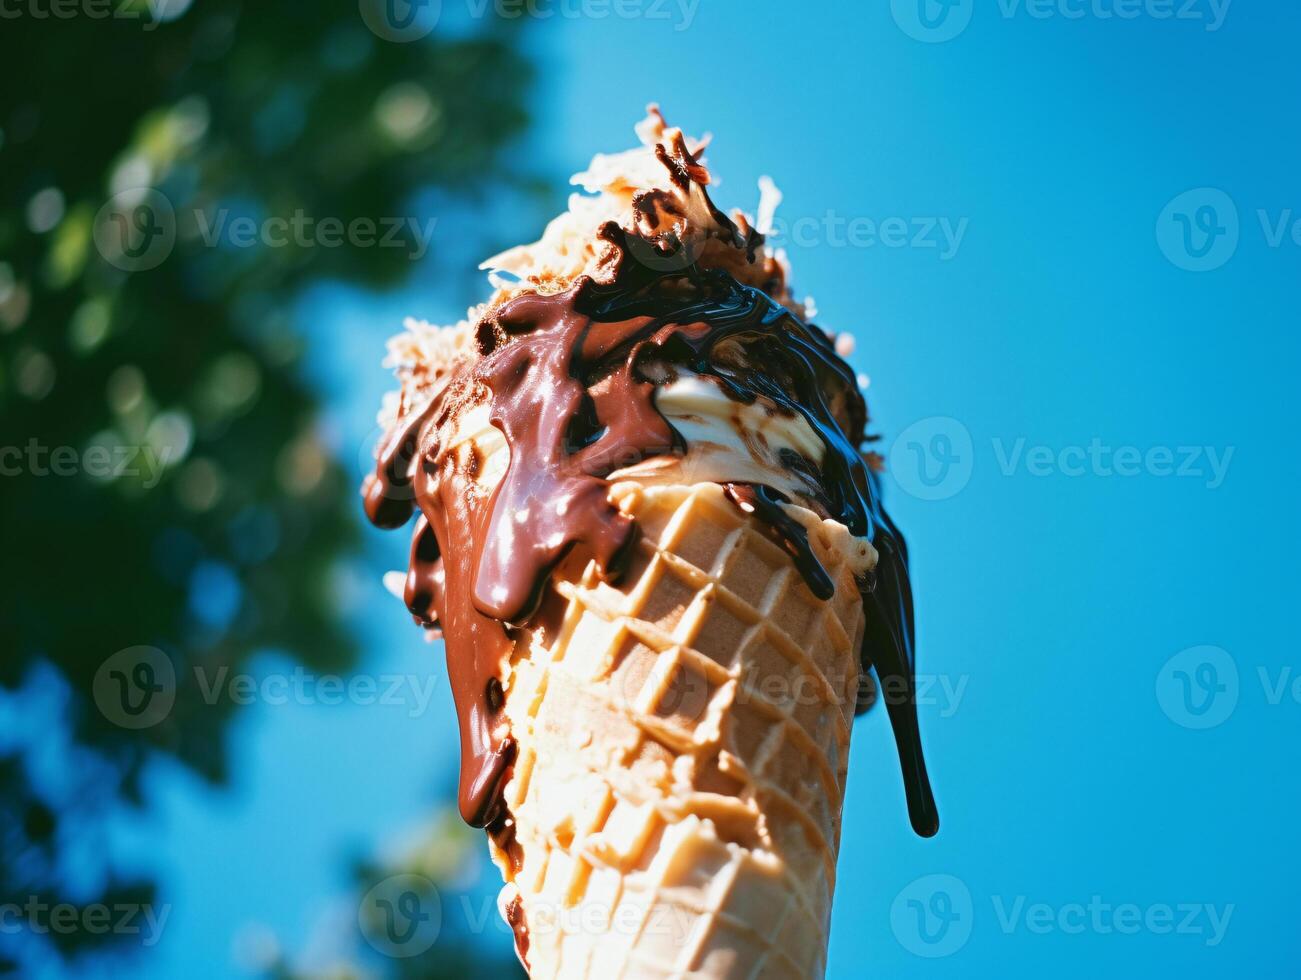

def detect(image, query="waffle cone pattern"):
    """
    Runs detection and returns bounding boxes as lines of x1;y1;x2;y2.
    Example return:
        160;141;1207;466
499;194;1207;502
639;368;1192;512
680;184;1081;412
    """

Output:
491;481;866;979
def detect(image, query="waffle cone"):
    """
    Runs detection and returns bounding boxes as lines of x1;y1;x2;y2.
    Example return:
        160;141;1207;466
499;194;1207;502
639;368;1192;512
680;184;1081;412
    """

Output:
490;481;866;979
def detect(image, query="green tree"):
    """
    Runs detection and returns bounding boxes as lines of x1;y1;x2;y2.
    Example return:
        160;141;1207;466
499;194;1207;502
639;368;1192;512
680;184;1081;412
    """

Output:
0;2;529;973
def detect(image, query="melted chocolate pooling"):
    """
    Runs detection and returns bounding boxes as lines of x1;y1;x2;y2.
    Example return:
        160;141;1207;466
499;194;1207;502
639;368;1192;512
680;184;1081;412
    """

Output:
365;241;938;838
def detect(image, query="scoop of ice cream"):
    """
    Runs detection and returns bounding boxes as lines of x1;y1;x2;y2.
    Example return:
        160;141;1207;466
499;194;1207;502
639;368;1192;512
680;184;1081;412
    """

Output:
363;106;934;844
376;105;871;551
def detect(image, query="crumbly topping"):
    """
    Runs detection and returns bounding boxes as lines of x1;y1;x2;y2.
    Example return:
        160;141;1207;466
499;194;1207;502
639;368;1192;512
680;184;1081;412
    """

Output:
379;105;811;428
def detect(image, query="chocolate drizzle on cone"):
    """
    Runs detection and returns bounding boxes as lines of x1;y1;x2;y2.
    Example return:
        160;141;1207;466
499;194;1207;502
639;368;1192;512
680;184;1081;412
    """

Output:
364;238;938;839
723;483;835;600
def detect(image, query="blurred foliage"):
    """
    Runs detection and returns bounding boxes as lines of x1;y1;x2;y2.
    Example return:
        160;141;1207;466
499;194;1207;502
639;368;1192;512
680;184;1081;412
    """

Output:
265;809;524;979
0;2;529;974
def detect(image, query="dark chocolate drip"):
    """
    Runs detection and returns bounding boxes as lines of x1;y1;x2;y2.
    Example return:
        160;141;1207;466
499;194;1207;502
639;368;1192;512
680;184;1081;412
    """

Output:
487;807;529;967
862;505;938;837
364;244;937;837
363;405;428;530
504;893;530;970
723;483;834;601
403;516;444;628
470;297;665;625
364;394;518;827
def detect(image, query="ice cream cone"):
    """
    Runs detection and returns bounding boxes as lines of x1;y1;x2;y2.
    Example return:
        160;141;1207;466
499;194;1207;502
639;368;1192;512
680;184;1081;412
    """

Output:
364;106;937;979
491;481;865;979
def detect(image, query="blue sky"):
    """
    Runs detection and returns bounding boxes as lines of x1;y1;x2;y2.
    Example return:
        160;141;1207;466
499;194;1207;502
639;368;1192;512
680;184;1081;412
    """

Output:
107;3;1300;977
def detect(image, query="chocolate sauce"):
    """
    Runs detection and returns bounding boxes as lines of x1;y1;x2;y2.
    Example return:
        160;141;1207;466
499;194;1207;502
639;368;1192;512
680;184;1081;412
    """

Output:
723;483;834;601
364;392;519;826
365;232;937;839
402;516;444;630
487;809;530;966
505;893;530;970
